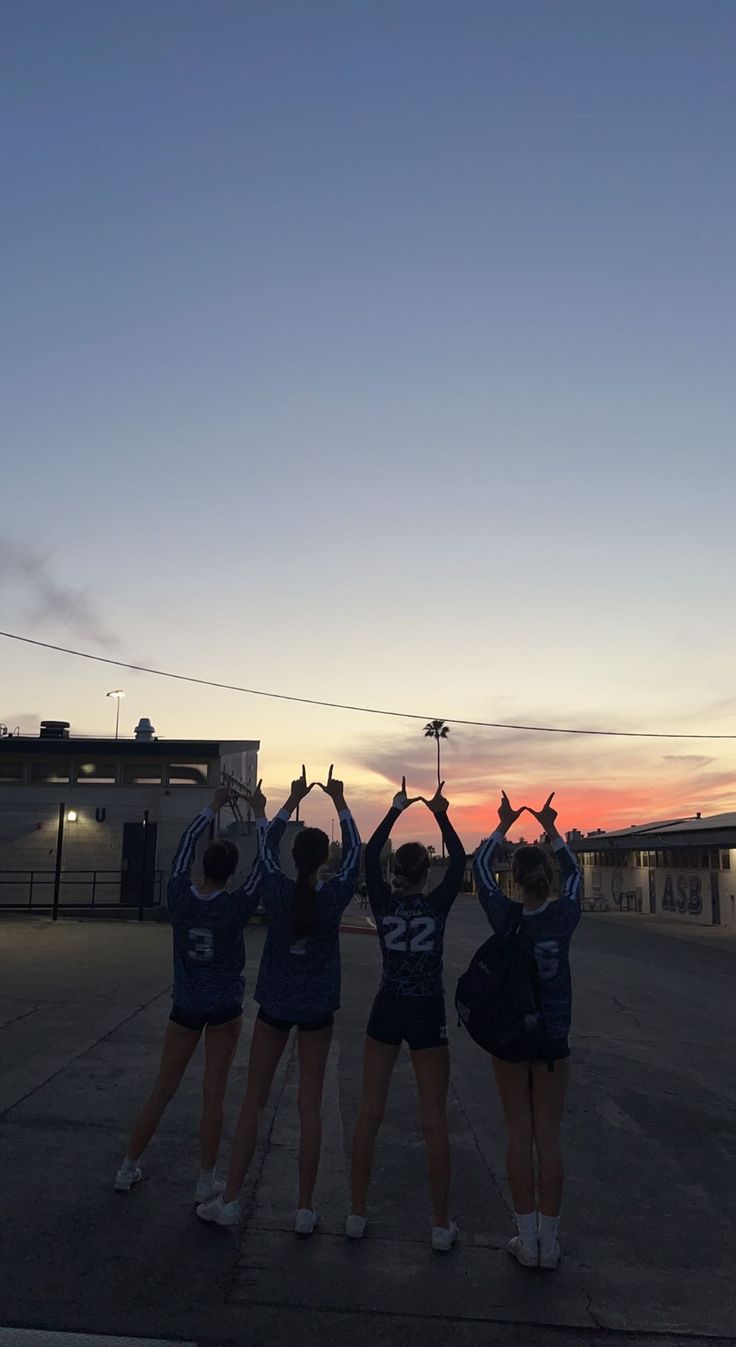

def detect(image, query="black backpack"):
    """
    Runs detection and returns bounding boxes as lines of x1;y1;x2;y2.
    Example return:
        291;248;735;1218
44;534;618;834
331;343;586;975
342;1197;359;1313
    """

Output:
455;913;551;1066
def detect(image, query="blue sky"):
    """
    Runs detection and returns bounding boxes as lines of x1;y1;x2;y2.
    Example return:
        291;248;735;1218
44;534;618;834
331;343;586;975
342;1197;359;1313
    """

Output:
2;0;735;841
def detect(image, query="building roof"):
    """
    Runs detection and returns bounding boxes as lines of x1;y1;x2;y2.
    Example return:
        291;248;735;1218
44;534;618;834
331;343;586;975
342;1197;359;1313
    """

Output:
574;809;736;849
0;736;259;757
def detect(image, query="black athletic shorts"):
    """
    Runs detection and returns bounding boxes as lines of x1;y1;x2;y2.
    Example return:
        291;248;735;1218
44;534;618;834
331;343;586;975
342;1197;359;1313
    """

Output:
366;988;448;1052
170;1003;243;1031
257;1007;335;1034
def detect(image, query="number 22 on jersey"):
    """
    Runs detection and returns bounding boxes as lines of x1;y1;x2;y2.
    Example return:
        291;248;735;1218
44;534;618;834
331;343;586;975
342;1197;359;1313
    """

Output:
381;915;436;953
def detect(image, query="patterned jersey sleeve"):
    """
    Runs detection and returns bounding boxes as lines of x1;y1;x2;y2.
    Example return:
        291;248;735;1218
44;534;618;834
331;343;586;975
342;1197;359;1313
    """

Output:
552;837;582;931
323;810;362;917
257;811;290;915
167;808;214;914
427;812;466;913
365;807;398;915
473;831;515;934
231;816;270;925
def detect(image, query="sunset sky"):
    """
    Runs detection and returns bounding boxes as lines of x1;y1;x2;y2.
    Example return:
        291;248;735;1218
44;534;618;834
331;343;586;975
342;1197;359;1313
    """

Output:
2;1;735;845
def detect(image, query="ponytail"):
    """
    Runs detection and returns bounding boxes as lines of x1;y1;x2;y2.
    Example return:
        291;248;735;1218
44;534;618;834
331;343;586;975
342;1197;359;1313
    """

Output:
392;842;430;893
291;827;330;938
512;844;553;901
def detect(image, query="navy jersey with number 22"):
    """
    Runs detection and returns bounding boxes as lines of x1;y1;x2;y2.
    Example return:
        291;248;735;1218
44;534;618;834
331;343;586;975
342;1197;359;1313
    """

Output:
365;807;466;998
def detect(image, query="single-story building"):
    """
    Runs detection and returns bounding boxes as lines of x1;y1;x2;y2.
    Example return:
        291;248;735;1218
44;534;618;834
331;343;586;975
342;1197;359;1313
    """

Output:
571;811;736;930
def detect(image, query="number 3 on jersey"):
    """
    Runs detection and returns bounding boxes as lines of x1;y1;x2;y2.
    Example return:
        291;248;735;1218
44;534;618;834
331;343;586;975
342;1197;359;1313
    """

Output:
381;915;436;953
188;927;214;964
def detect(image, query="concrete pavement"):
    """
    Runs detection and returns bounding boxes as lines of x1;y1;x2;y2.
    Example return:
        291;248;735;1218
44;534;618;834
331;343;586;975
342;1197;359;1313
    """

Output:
0;907;734;1347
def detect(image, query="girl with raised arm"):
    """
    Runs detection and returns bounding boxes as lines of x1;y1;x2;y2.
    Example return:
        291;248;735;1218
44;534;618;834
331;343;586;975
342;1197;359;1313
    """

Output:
474;790;581;1269
348;777;466;1251
197;766;361;1235
114;782;267;1201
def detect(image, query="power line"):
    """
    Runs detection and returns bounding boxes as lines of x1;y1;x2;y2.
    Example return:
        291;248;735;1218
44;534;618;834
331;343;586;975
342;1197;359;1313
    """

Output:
1;627;734;740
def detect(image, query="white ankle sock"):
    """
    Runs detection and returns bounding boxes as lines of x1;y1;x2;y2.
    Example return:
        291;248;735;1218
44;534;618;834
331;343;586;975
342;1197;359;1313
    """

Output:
120;1156;138;1173
515;1211;538;1242
539;1213;560;1248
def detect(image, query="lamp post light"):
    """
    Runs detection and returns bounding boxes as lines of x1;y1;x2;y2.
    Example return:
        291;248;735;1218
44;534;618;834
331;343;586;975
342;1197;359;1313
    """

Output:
106;689;125;739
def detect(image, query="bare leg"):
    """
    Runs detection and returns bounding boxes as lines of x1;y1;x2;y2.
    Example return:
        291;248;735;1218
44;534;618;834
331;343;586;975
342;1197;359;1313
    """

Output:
125;1021;200;1163
411;1045;451;1228
223;1017;289;1203
296;1024;333;1210
492;1058;535;1214
200;1016;242;1170
530;1059;570;1216
350;1037;400;1216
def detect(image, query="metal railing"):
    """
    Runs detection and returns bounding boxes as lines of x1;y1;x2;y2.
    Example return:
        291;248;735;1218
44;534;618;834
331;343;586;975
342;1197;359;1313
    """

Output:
0;868;164;919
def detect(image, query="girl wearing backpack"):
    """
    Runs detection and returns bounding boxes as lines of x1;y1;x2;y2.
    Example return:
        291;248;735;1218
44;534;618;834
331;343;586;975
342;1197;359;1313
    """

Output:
473;790;581;1270
197;766;361;1235
347;777;466;1251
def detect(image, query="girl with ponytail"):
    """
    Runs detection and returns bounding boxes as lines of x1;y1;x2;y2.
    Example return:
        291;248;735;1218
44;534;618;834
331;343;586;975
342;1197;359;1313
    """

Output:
198;766;360;1236
474;790;581;1271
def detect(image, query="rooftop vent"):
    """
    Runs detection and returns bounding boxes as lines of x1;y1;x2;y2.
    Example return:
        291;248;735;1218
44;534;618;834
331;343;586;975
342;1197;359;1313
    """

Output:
134;717;156;742
39;720;71;740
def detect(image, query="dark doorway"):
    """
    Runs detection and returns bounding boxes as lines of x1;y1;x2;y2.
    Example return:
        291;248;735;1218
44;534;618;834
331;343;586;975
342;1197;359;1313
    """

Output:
121;820;158;905
648;869;656;914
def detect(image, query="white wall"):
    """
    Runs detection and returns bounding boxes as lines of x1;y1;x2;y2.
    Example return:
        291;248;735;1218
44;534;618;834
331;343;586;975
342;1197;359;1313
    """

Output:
718;851;736;931
581;860;718;926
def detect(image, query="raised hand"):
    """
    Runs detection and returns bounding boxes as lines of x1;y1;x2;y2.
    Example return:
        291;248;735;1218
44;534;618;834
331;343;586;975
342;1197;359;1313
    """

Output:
392;775;421;812
319;764;346;807
289;765;314;804
498;790;525;831
529;791;558;834
212;784;235;812
422;781;449;814
242;778;267;817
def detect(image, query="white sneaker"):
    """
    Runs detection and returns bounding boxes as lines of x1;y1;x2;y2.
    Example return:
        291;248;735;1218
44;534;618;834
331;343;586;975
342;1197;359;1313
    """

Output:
194;1177;225;1204
114;1163;142;1192
431;1221;459;1252
294;1207;318;1236
196;1194;240;1227
508;1234;540;1267
539;1239;561;1269
345;1213;367;1239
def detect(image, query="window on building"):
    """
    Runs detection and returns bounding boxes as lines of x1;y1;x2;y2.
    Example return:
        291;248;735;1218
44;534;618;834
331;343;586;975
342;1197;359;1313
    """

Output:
0;760;24;782
709;850;720;870
31;762;71;784
167;763;209;786
722;853;731;871
122;763;162;786
75;762;118;785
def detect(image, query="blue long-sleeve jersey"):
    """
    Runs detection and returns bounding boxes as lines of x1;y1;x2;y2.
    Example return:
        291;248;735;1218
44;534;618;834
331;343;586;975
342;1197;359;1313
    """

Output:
254;809;361;1021
473;832;582;1040
365;807;466;997
167;808;267;1013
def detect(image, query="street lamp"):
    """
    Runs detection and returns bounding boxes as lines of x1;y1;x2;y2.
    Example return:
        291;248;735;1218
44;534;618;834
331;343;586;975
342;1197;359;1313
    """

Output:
106;689;125;739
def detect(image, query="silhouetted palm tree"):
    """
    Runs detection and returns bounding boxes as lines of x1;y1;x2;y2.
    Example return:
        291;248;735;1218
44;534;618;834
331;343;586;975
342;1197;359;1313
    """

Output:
424;719;449;788
424;719;450;857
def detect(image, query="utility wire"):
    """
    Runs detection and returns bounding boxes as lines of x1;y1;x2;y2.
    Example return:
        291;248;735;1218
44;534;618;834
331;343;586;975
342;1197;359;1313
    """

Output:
1;628;734;740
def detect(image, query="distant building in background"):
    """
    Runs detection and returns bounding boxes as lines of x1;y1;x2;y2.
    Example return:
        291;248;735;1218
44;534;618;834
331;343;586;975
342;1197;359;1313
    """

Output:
0;718;262;913
571;812;736;930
